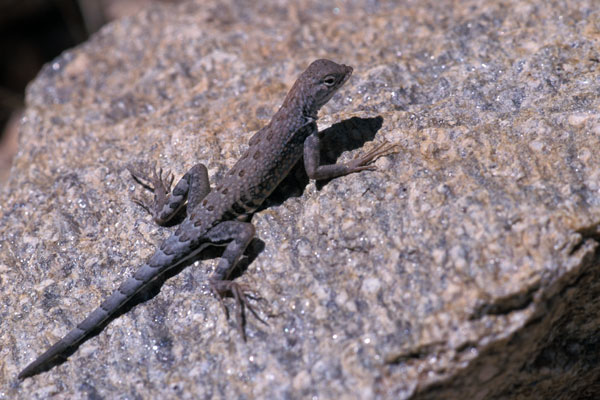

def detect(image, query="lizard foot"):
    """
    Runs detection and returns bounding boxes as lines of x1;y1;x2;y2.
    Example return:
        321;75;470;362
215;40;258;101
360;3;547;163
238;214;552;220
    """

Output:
128;164;174;215
209;279;266;341
347;141;399;173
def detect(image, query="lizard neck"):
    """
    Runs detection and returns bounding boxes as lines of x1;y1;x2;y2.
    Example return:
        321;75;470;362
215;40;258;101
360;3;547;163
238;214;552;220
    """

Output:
273;102;317;129
302;105;318;121
279;81;319;122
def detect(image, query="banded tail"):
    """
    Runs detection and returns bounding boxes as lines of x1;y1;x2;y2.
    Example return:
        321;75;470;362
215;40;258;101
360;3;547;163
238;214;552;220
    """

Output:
18;234;193;379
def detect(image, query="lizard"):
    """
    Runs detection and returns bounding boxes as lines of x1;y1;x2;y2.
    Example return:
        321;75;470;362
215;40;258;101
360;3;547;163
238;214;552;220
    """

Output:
18;59;396;379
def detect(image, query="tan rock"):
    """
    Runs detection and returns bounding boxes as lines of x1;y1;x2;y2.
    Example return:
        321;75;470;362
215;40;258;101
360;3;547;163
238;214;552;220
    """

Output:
2;0;600;398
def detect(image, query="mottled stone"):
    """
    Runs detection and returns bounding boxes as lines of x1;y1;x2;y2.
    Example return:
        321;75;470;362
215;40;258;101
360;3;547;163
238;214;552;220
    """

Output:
2;0;600;399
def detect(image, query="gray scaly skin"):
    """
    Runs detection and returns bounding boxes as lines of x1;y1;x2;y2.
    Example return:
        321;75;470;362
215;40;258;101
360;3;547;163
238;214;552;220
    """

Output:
18;59;396;379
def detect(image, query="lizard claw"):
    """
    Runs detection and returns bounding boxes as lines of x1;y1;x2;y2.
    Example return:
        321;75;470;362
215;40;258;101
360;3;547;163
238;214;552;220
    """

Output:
128;163;155;191
348;141;399;172
209;279;267;341
153;167;174;194
128;163;173;194
129;163;176;219
352;165;378;173
132;197;152;214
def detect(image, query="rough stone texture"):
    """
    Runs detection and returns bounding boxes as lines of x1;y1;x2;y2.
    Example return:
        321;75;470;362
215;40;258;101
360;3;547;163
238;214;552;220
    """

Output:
1;0;600;398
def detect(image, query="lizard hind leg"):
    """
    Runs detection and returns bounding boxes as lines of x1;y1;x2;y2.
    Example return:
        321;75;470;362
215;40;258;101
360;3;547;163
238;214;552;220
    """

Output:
206;221;265;340
128;163;210;225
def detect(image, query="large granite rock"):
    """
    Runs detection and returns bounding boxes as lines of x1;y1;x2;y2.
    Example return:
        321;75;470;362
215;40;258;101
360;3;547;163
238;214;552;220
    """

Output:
2;0;599;398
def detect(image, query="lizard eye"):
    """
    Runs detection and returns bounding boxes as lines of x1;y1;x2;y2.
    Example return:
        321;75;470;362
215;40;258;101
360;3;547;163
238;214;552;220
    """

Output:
322;76;337;87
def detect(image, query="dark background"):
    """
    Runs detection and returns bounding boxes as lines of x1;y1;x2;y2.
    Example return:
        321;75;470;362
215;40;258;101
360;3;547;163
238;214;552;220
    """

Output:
0;0;181;182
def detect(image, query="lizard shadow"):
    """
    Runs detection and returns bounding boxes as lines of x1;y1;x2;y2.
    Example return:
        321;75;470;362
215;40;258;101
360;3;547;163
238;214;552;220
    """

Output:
33;115;383;375
165;115;384;220
259;115;385;209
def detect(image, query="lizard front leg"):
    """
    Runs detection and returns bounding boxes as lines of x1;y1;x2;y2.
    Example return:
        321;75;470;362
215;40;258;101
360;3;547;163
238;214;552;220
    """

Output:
129;163;210;224
303;131;397;180
205;220;264;340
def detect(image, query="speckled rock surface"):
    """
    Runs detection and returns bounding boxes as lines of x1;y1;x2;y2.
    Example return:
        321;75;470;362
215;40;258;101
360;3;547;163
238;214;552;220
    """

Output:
2;0;600;398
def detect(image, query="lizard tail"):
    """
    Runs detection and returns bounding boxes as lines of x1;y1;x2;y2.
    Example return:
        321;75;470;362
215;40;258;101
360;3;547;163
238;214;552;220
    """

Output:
18;257;172;379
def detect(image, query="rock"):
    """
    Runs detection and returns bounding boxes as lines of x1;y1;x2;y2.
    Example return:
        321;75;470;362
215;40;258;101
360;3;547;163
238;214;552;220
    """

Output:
2;0;600;398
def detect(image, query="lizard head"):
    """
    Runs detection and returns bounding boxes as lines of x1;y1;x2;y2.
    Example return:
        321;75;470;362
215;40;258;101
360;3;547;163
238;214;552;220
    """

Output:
287;59;353;118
